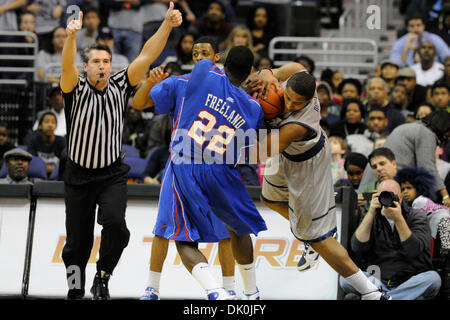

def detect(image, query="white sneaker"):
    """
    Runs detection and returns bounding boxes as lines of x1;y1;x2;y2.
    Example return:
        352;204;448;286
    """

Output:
206;287;233;300
242;287;260;300
140;286;160;300
297;243;320;272
227;290;239;300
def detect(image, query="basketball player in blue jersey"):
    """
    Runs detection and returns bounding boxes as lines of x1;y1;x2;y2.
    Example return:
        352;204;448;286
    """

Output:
132;37;238;300
151;46;267;300
249;67;392;300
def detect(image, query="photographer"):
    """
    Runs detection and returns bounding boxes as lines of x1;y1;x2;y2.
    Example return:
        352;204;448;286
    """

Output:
359;110;450;207
339;179;441;300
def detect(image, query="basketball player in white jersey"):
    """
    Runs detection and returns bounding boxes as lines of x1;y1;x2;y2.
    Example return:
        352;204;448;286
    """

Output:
249;66;392;300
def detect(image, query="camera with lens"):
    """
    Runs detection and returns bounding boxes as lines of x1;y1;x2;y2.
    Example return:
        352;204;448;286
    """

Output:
378;191;399;208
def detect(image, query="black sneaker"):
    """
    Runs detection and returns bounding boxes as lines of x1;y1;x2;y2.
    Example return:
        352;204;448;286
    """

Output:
361;289;392;300
90;272;111;300
66;289;85;300
379;291;392;300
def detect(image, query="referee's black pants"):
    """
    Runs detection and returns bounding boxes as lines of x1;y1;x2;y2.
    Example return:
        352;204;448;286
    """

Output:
62;159;130;297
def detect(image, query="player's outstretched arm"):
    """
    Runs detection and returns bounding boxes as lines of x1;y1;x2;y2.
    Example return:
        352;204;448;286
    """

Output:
272;62;306;83
127;2;182;87
256;123;311;163
132;65;169;110
61;11;82;93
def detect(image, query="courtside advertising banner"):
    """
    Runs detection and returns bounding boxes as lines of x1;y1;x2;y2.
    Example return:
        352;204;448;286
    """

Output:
27;198;342;299
0;198;31;296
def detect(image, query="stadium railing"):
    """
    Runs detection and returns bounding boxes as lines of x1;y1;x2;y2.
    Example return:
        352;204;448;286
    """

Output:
268;36;378;81
0;30;38;85
0;31;39;145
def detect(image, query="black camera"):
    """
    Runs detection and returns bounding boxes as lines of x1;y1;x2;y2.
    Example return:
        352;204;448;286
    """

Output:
378;191;399;208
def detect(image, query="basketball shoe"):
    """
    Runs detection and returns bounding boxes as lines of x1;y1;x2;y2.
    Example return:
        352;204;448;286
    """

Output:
242;287;260;300
206;287;233;300
140;286;160;300
228;290;238;299
361;289;392;300
297;242;320;272
90;272;110;300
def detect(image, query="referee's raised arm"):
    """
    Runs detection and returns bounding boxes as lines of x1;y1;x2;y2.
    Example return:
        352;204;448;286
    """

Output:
127;1;182;87
60;11;82;93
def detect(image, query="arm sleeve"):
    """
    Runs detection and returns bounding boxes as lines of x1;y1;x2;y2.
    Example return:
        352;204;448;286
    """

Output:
150;76;177;115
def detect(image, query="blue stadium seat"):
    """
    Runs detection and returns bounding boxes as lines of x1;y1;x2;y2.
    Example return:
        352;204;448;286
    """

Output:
145;147;158;161
28;157;47;179
17;145;29;151
123;157;147;179
0;156;47;179
122;144;139;158
0;165;5;178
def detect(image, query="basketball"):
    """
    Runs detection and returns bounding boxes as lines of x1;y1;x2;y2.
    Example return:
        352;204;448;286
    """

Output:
258;85;285;119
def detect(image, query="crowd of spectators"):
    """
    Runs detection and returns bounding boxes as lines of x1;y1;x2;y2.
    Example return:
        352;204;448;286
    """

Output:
0;0;450;300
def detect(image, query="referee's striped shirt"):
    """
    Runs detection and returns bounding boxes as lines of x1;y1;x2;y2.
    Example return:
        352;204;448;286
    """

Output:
62;68;135;169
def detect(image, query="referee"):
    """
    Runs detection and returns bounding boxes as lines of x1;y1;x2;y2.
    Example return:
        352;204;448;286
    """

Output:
60;4;182;300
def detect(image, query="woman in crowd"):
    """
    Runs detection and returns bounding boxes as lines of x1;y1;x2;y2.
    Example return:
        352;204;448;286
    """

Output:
221;25;258;63
330;98;368;140
332;78;363;114
321;68;345;106
245;5;275;57
36;26;81;83
162;32;196;67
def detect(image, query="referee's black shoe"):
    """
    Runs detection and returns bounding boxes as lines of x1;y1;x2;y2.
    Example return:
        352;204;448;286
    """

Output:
91;272;111;300
66;289;85;300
